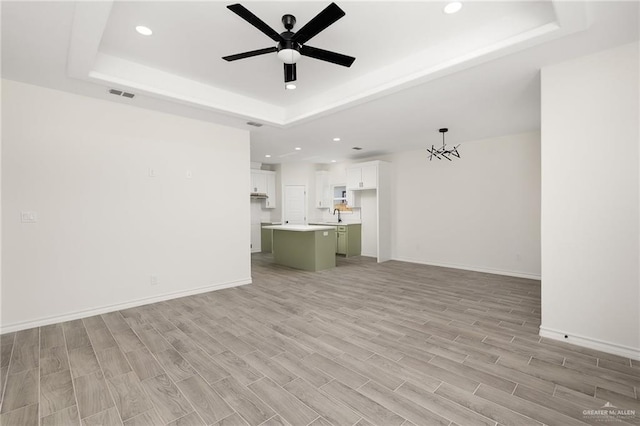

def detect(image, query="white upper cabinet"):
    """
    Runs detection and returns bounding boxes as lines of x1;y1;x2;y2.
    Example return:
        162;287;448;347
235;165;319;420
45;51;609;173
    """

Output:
346;167;361;190
315;171;332;209
250;170;277;209
346;162;378;190
250;171;267;194
265;172;277;209
361;164;377;188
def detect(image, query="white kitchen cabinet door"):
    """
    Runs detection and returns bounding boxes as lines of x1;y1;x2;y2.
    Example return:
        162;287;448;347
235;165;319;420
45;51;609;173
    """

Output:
360;164;377;189
347;163;378;190
346;167;362;190
265;172;277;209
251;171;267;194
315;171;331;208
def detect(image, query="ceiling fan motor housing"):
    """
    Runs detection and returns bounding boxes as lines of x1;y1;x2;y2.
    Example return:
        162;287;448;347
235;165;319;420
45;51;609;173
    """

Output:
277;34;301;64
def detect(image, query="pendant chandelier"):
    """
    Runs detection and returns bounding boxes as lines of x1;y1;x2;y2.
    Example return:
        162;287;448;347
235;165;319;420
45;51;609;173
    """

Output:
428;128;460;161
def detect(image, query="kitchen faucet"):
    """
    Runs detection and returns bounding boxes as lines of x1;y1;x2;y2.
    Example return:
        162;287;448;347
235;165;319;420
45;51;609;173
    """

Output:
333;208;342;223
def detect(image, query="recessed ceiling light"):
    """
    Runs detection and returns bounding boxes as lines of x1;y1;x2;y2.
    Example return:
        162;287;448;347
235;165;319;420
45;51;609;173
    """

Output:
294;147;302;151
265;154;271;158
331;160;337;163
285;83;297;90
333;137;341;142
135;25;153;36
443;2;462;14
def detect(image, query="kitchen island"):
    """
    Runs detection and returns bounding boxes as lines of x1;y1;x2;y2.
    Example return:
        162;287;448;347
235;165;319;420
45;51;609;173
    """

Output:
261;225;337;271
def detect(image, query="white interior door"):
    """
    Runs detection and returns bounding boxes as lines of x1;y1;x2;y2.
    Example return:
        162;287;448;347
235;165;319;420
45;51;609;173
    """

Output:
284;185;306;225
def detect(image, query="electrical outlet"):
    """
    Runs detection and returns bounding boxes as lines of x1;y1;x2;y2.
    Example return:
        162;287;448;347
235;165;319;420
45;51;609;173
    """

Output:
150;275;158;286
148;168;156;177
186;170;193;179
20;211;38;223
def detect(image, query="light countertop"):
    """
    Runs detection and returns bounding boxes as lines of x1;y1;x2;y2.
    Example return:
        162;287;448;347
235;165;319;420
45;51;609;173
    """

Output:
262;224;337;232
308;222;362;226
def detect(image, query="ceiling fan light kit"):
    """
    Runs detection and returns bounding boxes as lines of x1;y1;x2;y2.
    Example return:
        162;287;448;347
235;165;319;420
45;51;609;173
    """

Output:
222;2;356;86
277;48;301;65
428;128;461;161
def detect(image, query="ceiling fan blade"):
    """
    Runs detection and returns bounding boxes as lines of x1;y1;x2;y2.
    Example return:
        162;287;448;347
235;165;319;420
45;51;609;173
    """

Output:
227;4;284;42
300;45;355;67
284;63;297;83
292;2;345;45
222;47;278;62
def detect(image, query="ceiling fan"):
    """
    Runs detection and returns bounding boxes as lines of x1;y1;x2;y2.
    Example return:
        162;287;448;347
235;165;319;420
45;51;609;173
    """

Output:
222;3;356;85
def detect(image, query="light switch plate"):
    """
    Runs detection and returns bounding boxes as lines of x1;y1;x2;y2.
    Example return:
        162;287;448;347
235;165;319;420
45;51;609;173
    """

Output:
20;211;37;223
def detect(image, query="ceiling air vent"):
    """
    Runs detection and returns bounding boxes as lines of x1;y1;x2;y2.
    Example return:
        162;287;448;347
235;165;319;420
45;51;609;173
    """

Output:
108;89;135;99
246;121;263;127
352;147;363;150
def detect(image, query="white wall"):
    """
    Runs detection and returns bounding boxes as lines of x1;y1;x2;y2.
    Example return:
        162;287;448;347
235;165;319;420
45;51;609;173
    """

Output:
540;42;639;359
388;132;541;278
1;80;251;332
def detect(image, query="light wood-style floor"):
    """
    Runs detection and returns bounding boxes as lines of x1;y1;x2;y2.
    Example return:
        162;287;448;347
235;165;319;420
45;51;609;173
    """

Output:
1;254;638;426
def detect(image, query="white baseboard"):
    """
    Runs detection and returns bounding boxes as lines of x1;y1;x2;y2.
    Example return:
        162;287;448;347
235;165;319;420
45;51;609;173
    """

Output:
0;278;252;334
391;256;541;280
539;327;640;361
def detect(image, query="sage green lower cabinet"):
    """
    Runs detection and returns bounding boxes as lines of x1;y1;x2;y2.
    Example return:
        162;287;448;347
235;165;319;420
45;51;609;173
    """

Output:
261;224;273;253
270;228;336;271
336;229;347;254
336;224;362;257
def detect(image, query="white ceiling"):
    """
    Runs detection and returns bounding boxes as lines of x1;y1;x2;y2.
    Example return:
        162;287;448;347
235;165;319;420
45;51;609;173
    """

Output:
2;1;638;164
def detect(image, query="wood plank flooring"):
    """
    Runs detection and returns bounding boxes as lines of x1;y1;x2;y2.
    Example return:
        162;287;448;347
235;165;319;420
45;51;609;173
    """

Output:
1;254;638;425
